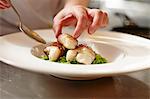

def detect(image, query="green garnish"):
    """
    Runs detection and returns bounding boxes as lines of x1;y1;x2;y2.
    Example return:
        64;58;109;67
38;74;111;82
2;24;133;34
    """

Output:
40;54;107;64
92;54;107;64
40;55;49;60
70;59;80;64
58;56;70;64
58;56;81;64
58;56;67;63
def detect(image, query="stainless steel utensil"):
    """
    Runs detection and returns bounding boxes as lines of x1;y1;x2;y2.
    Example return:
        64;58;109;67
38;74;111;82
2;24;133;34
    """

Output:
9;0;46;44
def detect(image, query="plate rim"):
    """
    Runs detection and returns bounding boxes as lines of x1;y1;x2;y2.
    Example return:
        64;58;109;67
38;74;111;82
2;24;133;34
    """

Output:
0;29;150;77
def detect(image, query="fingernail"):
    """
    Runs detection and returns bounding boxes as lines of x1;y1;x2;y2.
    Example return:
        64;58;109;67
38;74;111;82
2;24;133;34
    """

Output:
55;31;61;38
89;29;95;34
73;33;80;39
56;34;59;38
73;34;78;39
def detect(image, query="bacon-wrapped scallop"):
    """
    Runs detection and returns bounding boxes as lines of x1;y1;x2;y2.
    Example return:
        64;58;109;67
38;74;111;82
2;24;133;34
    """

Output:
58;34;78;49
44;42;65;61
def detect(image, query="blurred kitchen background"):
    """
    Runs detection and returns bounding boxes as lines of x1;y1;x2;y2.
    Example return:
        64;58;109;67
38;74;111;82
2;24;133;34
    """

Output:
89;0;150;39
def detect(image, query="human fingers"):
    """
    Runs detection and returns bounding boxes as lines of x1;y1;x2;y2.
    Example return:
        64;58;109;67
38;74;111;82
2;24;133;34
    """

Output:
101;12;109;27
0;0;10;9
53;13;74;38
88;9;108;34
72;8;89;38
53;11;65;38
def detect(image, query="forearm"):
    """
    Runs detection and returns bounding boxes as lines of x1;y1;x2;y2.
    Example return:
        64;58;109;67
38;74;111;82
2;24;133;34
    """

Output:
65;0;89;7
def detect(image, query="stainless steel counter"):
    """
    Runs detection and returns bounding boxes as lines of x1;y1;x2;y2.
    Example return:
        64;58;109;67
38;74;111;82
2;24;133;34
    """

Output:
0;61;149;99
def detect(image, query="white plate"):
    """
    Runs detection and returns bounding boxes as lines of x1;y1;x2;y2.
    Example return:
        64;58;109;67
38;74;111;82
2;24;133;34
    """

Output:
0;29;150;80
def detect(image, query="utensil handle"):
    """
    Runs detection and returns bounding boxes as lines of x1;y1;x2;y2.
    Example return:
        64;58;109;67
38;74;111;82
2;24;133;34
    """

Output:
7;0;22;22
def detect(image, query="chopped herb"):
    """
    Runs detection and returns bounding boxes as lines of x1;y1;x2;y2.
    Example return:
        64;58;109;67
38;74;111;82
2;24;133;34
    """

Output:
40;56;49;60
70;59;80;64
58;56;68;63
92;54;107;64
40;54;107;64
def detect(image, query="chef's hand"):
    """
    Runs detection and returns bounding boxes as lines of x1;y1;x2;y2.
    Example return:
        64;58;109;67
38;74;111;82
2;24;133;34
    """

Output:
53;5;108;38
0;0;10;9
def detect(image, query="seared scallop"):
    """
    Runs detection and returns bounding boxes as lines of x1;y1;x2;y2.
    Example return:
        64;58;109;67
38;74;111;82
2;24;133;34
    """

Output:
44;42;64;61
66;44;96;64
46;46;61;61
66;50;78;62
80;47;95;61
76;53;94;65
76;46;96;64
58;34;78;49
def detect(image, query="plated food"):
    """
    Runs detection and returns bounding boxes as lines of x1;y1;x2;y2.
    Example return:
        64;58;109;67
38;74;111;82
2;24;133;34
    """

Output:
1;29;150;80
32;34;107;65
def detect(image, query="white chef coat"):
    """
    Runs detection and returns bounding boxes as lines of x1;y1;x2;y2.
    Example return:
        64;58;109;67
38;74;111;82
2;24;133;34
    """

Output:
0;0;64;35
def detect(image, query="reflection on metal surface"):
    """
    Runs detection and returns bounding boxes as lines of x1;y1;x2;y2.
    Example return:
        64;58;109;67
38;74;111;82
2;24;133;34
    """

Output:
0;61;149;98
